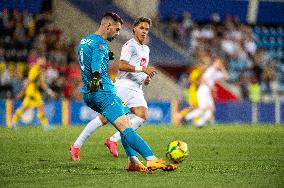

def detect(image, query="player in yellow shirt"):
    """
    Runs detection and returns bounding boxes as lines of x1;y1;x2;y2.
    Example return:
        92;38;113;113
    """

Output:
11;57;55;128
177;63;207;124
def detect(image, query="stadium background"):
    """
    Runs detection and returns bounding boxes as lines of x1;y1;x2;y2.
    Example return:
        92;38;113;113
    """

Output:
0;0;284;126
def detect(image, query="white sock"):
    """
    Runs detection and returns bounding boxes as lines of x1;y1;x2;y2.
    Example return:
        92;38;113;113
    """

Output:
185;109;203;121
195;110;212;126
131;116;145;130
129;156;140;164
74;116;103;148
109;115;145;142
145;155;156;161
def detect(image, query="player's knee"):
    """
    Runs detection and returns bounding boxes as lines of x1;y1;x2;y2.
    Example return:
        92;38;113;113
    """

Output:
135;112;147;120
99;115;108;125
37;111;45;118
132;108;148;120
141;112;148;120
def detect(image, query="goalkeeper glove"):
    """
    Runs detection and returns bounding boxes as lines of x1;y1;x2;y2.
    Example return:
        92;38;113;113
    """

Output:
88;71;104;92
108;50;114;60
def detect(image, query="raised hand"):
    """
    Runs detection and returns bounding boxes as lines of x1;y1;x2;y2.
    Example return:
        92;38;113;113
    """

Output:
142;66;157;78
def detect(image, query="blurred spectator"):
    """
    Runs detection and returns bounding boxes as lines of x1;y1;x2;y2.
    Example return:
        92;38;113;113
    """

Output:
236;70;249;100
181;12;193;48
262;59;277;95
64;61;81;99
27;49;37;65
0;48;5;62
45;60;59;86
49;41;67;64
10;64;24;97
159;11;283;100
0;9;80;99
248;74;261;103
168;15;180;44
251;57;263;84
211;13;221;26
0;63;13;98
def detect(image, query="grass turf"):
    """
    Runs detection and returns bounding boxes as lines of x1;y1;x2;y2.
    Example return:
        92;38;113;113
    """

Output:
0;125;283;187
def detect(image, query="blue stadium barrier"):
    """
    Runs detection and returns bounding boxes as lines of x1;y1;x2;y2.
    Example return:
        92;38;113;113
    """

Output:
69;100;171;125
147;101;172;124
215;102;252;123
0;100;5;125
69;100;99;125
258;103;275;123
281;103;284;123
0;100;61;127
0;100;283;126
12;100;62;126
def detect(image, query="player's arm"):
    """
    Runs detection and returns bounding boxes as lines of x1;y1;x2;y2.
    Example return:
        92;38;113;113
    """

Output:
119;44;156;78
220;67;229;81
189;69;200;85
40;74;55;98
16;80;30;99
144;76;151;86
16;67;35;99
118;60;156;78
88;44;105;92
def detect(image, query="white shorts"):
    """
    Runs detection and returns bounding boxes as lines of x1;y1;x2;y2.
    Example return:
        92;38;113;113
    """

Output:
116;86;148;109
197;85;214;109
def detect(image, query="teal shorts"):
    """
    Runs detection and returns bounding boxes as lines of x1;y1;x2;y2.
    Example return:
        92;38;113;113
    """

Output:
83;92;129;124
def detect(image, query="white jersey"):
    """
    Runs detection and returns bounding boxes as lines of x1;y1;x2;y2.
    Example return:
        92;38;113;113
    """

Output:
116;38;149;91
200;66;224;89
198;66;224;108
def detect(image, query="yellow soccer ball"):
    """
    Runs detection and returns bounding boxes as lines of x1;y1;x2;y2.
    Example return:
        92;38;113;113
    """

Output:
166;140;189;164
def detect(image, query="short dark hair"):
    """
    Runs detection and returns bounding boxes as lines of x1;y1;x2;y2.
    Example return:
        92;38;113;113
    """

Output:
133;17;152;27
102;12;124;24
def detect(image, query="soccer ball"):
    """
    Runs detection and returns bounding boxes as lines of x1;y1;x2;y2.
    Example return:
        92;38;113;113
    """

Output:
166;140;189;164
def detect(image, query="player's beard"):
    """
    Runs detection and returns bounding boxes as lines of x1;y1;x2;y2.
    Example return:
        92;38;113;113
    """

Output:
106;31;115;42
107;37;114;42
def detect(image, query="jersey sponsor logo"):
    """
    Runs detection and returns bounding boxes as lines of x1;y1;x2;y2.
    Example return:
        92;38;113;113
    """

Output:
140;57;147;66
80;39;93;45
121;101;126;106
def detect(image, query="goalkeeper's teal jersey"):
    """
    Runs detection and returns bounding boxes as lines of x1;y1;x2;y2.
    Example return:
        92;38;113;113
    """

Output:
77;34;114;94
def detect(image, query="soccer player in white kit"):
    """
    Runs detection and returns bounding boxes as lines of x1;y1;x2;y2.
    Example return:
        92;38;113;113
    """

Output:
104;17;156;157
71;17;157;160
184;57;229;127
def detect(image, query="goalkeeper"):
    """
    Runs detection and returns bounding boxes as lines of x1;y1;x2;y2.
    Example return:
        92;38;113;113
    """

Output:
70;12;176;172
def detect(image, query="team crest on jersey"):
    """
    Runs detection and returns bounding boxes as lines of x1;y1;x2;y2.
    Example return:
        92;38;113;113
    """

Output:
140;57;147;66
100;44;105;50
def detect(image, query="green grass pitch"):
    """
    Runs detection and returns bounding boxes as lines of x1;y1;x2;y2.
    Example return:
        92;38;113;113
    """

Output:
0;125;283;187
